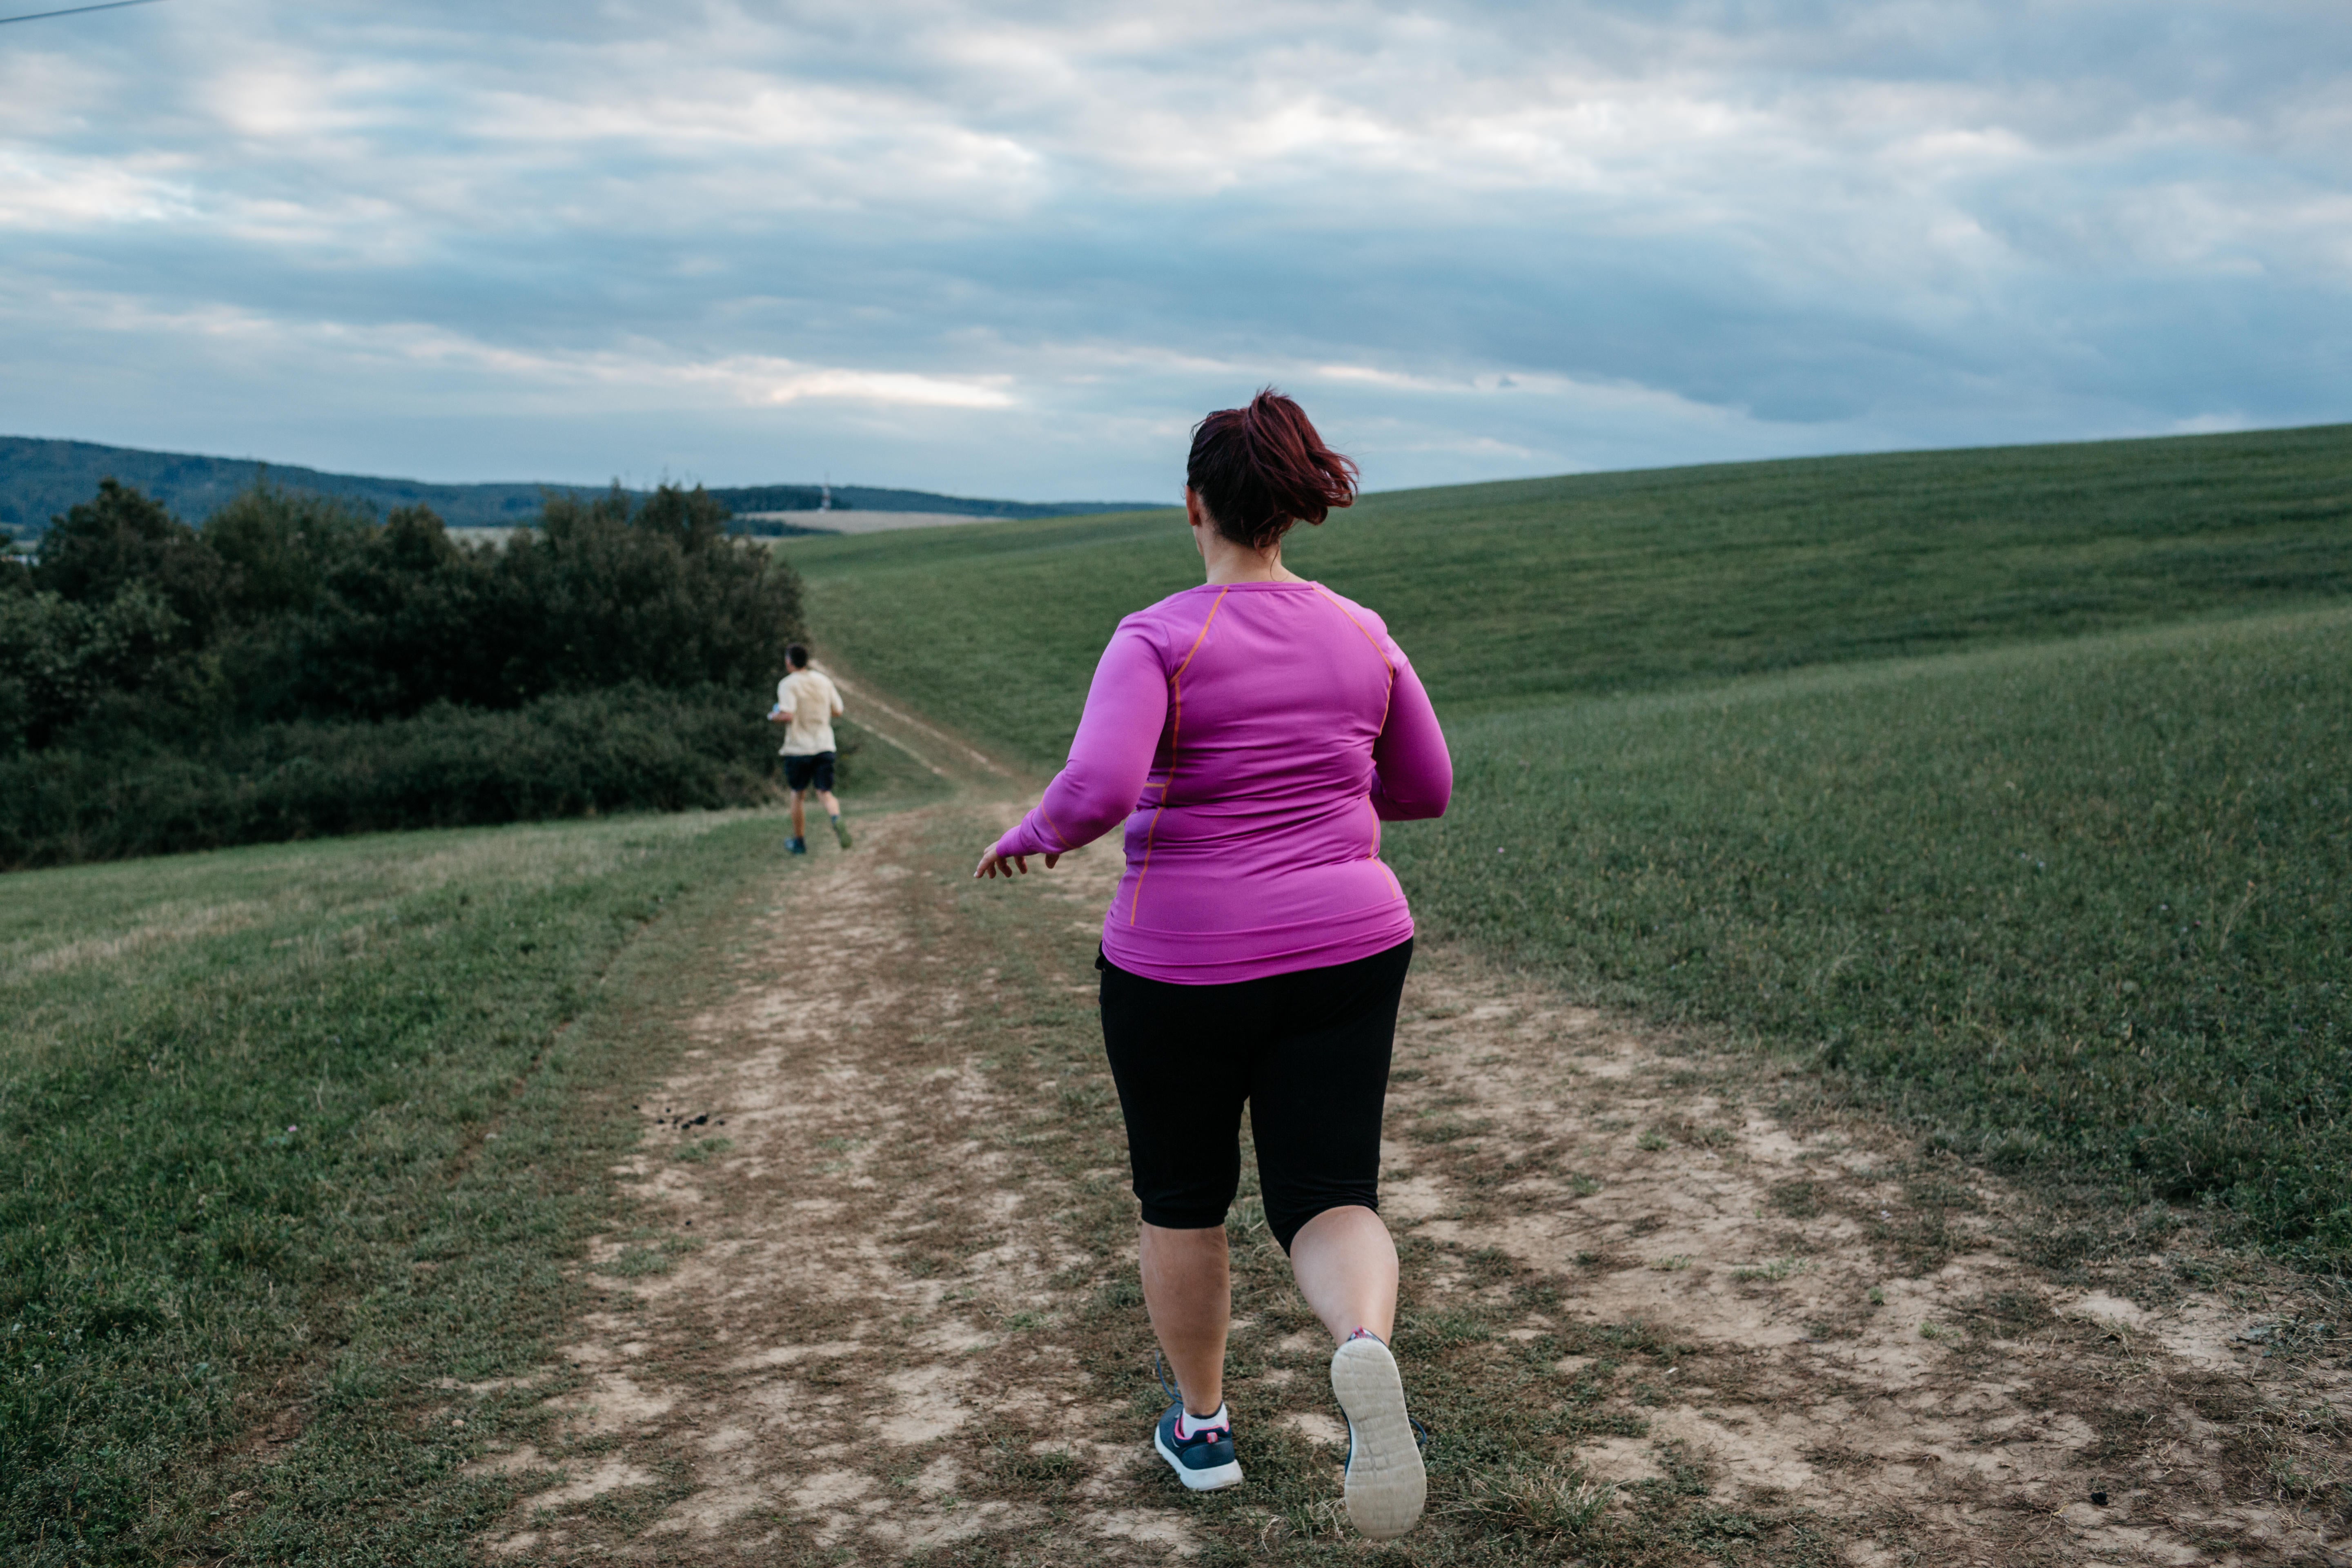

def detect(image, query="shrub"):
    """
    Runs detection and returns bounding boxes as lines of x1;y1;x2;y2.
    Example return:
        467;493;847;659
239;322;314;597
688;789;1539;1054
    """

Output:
0;685;798;869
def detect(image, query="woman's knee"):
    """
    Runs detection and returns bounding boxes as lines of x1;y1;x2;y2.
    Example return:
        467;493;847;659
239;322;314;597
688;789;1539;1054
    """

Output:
1266;1192;1381;1254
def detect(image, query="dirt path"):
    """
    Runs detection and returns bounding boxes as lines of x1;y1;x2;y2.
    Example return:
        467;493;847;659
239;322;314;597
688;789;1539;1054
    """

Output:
469;728;2349;1566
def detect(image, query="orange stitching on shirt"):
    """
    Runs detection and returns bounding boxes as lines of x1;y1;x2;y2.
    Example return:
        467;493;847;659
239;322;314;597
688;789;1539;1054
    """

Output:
1130;588;1229;924
1316;586;1402;862
1311;586;1394;671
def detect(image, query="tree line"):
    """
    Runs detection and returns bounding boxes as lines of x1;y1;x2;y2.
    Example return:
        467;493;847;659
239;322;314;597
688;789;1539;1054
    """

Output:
1;479;809;866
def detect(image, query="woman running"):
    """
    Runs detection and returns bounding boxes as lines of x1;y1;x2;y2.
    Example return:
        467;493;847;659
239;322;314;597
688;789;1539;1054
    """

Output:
973;390;1450;1539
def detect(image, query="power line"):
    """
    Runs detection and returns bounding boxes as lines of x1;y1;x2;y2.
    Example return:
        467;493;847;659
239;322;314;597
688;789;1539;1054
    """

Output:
0;0;168;26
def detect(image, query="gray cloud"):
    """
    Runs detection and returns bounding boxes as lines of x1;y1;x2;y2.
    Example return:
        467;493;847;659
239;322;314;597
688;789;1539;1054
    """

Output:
0;0;2345;497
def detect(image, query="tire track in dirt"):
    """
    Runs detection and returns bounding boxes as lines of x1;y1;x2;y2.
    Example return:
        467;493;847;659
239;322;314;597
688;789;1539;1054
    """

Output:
466;738;2348;1565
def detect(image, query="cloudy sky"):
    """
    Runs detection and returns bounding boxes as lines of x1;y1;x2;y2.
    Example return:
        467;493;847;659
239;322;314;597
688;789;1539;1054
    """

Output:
2;0;2347;500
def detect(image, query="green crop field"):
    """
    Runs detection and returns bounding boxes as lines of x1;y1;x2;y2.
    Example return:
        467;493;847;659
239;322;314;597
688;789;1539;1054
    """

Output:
784;424;2352;1266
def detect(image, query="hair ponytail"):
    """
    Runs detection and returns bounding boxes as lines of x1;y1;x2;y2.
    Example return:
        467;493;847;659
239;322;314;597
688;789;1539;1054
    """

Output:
1185;389;1359;551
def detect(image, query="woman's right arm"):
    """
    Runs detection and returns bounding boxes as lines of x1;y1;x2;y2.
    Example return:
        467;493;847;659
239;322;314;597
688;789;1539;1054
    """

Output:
982;623;1169;871
1370;646;1451;821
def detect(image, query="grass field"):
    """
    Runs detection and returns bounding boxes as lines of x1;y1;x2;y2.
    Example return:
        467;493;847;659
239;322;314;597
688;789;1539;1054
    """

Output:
8;421;2348;1564
786;423;2352;768
1386;608;2352;1261
784;425;2352;1268
0;784;940;1564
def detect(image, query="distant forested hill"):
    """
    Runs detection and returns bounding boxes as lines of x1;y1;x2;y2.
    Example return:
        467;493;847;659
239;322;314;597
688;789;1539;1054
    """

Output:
0;435;1161;536
0;437;586;532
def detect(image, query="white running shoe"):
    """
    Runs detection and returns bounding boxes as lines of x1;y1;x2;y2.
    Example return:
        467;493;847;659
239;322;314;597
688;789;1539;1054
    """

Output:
1331;1331;1425;1539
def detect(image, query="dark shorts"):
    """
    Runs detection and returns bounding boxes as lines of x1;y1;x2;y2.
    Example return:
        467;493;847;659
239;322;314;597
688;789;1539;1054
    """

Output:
782;751;835;793
1097;938;1412;1252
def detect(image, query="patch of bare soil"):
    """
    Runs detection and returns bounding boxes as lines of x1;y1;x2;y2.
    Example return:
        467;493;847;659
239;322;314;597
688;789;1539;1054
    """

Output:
471;789;2348;1565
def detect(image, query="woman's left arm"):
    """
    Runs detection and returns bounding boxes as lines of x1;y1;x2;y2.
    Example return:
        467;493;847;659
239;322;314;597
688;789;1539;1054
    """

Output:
1370;647;1451;821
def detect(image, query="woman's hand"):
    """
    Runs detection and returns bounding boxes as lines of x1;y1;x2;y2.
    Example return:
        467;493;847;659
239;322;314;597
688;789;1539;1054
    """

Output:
973;848;1061;880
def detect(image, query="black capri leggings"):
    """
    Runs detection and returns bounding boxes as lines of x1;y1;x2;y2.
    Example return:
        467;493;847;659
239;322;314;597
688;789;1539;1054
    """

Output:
1097;938;1412;1253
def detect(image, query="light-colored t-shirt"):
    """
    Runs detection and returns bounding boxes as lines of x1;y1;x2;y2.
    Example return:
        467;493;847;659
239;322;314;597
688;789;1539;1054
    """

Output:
776;668;843;756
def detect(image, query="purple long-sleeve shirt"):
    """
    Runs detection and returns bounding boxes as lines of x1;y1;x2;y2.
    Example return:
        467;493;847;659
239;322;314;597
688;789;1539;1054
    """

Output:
991;579;1452;984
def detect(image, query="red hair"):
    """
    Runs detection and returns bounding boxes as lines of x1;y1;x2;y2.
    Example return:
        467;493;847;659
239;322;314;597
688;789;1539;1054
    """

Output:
1186;388;1359;551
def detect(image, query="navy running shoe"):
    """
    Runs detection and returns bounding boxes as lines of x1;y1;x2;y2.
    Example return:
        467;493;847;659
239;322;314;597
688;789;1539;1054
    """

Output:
787;836;807;855
1332;1331;1425;1538
1154;1404;1243;1492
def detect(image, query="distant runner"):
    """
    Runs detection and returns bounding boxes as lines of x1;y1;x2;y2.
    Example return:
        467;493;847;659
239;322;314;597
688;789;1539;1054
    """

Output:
770;646;852;854
973;390;1450;1539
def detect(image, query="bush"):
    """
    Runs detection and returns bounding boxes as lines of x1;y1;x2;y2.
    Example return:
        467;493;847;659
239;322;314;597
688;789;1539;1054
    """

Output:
0;685;798;869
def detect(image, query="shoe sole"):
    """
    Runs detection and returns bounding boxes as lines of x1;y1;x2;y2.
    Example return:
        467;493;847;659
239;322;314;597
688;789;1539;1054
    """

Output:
1332;1337;1425;1539
834;829;853;849
1154;1430;1243;1491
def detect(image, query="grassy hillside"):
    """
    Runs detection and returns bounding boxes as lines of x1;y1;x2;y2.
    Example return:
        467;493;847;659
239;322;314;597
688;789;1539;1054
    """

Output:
1388;608;2352;1261
786;424;2352;1266
784;423;2352;769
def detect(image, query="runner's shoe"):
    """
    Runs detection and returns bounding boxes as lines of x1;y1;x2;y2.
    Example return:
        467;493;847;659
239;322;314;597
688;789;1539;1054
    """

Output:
1153;1403;1243;1491
1332;1330;1425;1539
833;818;853;850
787;836;807;855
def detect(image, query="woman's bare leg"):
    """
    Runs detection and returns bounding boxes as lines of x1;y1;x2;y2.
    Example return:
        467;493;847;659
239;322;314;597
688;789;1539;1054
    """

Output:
1298;1204;1420;1537
1139;1222;1231;1414
1287;1205;1398;1343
